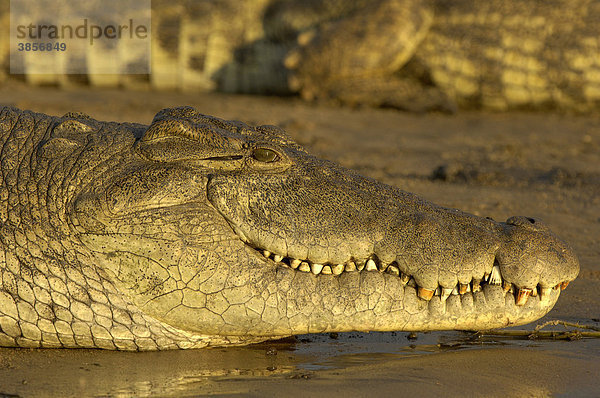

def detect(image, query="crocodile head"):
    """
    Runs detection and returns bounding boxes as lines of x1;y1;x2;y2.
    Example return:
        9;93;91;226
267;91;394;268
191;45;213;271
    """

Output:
74;107;579;343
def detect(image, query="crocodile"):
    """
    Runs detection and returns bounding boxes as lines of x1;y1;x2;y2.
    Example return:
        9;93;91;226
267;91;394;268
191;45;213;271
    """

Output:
277;0;600;112
5;0;600;112
0;106;579;350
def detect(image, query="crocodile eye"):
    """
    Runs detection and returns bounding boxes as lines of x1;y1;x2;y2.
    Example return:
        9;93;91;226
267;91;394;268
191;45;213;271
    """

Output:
252;148;279;163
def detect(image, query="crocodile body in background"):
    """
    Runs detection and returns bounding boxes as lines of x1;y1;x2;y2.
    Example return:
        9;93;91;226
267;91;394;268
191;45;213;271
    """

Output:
0;106;579;350
1;0;600;112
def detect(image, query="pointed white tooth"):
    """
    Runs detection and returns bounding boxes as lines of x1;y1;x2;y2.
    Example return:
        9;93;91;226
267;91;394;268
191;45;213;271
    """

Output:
311;263;324;275
365;259;377;271
345;261;357;272
451;286;459;295
321;265;332;275
263;250;271;258
531;286;538;297
290;259;301;269
441;288;452;301
489;265;502;285
434;287;441;296
332;264;344;275
273;254;283;262
540;287;552;299
299;262;310;272
400;273;410;285
235;227;249;243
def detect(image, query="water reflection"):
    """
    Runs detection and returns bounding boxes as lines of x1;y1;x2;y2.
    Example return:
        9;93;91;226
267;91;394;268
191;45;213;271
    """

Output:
0;330;596;397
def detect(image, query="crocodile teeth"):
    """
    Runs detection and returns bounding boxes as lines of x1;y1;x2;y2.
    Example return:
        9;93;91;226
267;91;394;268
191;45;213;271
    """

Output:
365;259;377;271
451;286;459;295
344;261;357;272
503;281;513;294
516;288;532;306
531;286;538;297
332;264;344;275
273;254;283;262
290;259;301;269
400;273;410;285
321;265;332;275
459;283;469;295
263;250;271;258
472;279;481;292
441;288;452;301
489;265;502;285
434;287;441;296
560;281;570;290
311;263;324;275
540;287;552;299
299;262;310;272
418;287;434;301
386;265;400;276
236;229;249;243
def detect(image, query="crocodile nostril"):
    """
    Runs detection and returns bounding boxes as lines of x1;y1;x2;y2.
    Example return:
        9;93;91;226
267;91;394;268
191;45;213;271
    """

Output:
527;218;536;224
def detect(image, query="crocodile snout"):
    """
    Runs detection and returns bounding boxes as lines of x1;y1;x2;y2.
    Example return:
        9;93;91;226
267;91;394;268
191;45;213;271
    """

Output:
496;216;579;293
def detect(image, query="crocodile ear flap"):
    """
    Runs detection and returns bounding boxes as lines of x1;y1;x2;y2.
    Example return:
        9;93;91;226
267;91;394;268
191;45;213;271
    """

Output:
140;118;196;142
139;116;245;162
142;107;204;142
142;115;240;143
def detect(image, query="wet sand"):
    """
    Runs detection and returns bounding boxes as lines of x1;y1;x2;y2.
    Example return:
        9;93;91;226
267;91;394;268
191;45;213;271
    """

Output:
0;82;599;397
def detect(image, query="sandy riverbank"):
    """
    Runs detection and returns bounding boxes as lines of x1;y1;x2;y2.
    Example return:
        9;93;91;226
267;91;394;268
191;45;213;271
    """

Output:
0;82;598;397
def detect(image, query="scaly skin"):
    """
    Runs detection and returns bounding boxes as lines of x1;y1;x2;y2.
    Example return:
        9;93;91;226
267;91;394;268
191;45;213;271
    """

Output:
283;0;600;111
0;106;579;350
